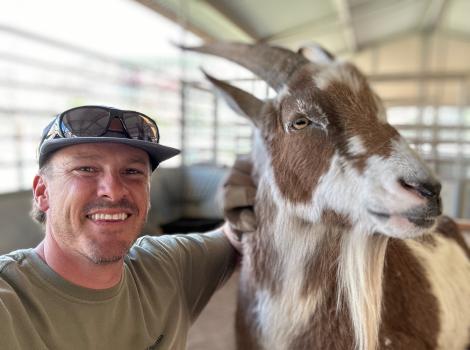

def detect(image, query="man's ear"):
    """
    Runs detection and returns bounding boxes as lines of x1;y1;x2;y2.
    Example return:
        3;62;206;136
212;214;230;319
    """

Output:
33;174;49;212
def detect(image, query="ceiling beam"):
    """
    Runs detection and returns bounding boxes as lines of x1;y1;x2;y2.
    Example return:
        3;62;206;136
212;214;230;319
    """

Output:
333;0;358;52
437;28;470;42
134;0;254;42
203;0;260;40
420;0;450;33
369;71;468;82
260;13;340;43
133;0;215;42
262;0;418;52
196;0;256;41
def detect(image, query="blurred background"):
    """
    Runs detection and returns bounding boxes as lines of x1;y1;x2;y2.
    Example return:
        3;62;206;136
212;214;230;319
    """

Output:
1;0;470;216
1;0;470;349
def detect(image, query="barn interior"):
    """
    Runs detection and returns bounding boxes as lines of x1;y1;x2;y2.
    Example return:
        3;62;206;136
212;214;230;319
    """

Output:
1;0;469;349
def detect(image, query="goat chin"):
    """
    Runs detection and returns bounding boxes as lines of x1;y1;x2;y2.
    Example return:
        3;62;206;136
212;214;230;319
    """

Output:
373;215;439;239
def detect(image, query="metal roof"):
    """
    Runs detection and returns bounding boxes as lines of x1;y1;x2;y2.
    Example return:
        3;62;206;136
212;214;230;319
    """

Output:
134;0;470;106
134;0;470;54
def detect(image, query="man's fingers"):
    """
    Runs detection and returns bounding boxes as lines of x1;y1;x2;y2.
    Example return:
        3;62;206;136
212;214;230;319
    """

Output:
223;186;256;211
222;155;257;240
225;208;257;233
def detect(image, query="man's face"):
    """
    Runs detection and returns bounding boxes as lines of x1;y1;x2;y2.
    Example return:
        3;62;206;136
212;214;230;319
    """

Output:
36;143;151;264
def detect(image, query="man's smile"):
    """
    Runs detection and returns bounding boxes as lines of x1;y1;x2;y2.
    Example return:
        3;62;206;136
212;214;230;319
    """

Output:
87;212;130;221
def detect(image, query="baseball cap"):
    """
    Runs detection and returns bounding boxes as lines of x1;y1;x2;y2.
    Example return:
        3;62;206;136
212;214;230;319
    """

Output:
38;106;180;170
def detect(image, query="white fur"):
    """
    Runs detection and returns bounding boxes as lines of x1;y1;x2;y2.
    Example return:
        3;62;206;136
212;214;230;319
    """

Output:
255;148;388;350
286;152;365;227
248;145;326;349
406;236;470;349
254;216;325;350
299;45;334;65
276;85;291;106
348;135;367;156
364;154;425;215
256;142;453;350
314;64;362;94
337;230;389;350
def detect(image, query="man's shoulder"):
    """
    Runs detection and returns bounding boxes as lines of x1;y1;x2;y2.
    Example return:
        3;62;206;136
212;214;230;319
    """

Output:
129;234;188;265
132;230;226;255
132;233;194;253
131;235;172;254
0;249;31;274
128;232;223;265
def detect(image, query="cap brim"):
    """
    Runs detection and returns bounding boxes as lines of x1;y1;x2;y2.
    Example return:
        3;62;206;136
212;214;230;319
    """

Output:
39;137;180;169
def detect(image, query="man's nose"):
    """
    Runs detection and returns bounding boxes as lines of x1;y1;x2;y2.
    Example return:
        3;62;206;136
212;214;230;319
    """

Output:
97;172;129;200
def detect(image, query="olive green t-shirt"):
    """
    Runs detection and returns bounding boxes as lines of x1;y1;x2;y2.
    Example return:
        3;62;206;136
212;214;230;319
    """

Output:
0;230;235;350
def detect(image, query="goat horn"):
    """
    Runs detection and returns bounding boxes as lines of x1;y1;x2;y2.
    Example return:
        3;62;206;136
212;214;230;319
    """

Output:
180;42;309;92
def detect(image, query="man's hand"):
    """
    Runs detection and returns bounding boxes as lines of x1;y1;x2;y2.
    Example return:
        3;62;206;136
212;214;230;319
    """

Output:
222;222;243;253
222;156;257;253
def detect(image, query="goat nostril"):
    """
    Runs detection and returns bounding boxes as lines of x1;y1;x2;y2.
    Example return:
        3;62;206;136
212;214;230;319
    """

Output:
399;178;414;191
417;184;434;198
399;179;441;199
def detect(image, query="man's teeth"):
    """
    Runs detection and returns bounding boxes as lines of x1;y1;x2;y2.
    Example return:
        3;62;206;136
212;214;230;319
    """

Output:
89;213;128;221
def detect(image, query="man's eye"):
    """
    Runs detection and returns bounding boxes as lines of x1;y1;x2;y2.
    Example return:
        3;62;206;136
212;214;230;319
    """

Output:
76;167;96;173
125;168;143;175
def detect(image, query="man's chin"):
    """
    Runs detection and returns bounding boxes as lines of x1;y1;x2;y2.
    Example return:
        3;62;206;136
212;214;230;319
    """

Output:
84;241;131;265
92;255;125;265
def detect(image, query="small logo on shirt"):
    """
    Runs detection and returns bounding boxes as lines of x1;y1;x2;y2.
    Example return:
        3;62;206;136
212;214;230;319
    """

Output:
147;334;164;349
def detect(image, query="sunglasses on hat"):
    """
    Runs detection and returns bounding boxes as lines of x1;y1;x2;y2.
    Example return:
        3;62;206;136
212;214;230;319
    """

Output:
41;106;160;143
38;105;180;170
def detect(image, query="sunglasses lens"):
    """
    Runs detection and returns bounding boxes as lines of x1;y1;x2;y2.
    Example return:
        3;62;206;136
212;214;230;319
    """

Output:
122;112;159;142
61;107;110;137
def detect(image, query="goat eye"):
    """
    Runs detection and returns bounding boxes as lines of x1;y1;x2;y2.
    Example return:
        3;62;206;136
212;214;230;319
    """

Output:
291;117;311;130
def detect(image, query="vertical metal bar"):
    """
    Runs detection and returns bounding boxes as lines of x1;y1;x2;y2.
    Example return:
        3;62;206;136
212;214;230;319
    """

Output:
180;81;187;166
212;92;219;165
430;103;438;173
457;79;467;217
432;34;448;174
416;34;430;156
14;119;22;190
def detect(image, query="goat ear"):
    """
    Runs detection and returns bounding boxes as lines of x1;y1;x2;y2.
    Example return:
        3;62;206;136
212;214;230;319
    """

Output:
298;44;335;64
202;70;263;125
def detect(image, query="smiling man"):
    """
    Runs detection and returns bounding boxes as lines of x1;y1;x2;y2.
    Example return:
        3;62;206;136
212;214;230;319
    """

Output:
0;106;253;349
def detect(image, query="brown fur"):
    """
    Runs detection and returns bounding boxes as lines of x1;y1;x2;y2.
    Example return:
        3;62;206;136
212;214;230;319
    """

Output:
379;239;440;349
292;213;355;349
320;67;399;172
248;190;283;294
269;128;334;203
269;71;335;203
269;64;400;205
301;210;351;296
288;237;441;350
290;279;355;350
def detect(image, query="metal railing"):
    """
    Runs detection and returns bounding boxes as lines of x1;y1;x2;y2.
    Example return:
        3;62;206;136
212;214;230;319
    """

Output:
0;25;184;193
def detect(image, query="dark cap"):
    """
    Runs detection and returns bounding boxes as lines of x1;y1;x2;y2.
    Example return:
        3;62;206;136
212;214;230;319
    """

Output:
38;110;180;171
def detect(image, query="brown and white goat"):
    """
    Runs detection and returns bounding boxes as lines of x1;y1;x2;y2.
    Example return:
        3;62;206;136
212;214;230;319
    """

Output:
187;43;470;350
